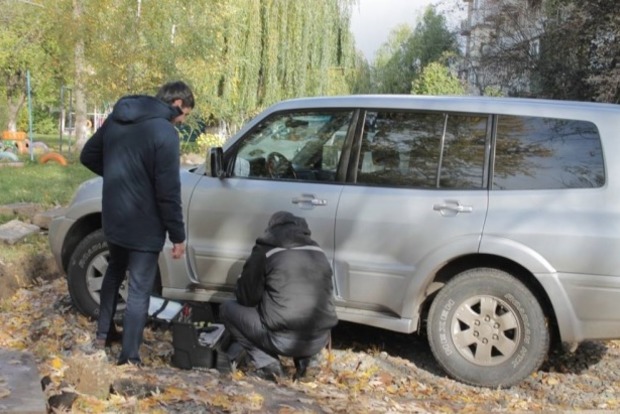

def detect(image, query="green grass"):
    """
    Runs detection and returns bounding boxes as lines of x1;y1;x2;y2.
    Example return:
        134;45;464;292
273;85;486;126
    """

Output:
0;160;96;207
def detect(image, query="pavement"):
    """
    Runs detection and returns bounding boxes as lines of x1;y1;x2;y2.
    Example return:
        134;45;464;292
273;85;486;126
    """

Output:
0;349;46;414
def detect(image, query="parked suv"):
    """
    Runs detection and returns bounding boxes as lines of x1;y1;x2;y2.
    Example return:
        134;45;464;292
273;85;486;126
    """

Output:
49;95;620;387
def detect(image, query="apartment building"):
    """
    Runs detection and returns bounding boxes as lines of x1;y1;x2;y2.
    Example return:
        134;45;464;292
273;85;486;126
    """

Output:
459;0;544;95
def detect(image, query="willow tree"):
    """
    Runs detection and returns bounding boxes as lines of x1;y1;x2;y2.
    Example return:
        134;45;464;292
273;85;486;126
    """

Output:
0;1;53;132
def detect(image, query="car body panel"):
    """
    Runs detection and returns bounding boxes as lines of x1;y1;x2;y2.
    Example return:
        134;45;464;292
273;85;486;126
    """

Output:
49;95;620;346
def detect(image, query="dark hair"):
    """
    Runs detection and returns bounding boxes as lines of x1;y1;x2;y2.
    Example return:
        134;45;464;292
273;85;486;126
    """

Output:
156;81;195;109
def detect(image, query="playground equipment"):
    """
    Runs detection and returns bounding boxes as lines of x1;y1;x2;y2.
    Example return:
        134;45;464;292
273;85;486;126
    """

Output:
0;131;25;162
0;130;67;166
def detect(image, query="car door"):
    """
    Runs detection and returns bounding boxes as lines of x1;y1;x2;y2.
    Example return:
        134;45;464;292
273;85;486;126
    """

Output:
334;110;491;317
185;109;356;291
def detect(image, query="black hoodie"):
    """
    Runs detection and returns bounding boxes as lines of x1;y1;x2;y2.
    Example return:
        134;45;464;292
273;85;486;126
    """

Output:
80;95;185;252
235;211;338;333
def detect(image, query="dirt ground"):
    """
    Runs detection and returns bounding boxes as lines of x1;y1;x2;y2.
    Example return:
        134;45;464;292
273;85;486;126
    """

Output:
1;230;620;412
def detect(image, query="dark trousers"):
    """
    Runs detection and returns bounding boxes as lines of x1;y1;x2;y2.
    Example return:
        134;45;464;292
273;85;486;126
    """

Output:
219;300;329;369
97;242;158;363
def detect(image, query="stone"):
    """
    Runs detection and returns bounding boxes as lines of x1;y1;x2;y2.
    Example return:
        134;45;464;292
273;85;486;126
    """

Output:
0;349;47;414
32;207;66;230
0;220;40;245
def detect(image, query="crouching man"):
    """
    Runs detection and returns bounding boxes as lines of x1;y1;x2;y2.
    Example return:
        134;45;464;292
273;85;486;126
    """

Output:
219;211;338;381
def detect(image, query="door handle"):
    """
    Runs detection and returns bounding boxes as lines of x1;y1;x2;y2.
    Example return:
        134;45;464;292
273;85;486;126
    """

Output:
292;194;328;207
433;200;473;216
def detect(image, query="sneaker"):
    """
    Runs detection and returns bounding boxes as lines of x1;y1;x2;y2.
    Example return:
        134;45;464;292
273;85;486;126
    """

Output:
253;362;285;382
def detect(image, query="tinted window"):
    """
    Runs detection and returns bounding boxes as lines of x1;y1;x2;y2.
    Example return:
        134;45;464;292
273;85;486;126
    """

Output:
493;116;604;190
356;111;488;189
233;110;353;182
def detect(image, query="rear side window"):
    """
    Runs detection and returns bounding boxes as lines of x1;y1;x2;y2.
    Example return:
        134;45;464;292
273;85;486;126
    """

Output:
356;111;488;189
493;116;604;190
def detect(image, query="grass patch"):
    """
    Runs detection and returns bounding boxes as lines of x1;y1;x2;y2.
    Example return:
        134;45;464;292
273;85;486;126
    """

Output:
0;160;96;207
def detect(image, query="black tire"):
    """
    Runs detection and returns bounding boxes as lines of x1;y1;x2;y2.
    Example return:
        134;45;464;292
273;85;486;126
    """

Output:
427;268;549;388
67;229;127;319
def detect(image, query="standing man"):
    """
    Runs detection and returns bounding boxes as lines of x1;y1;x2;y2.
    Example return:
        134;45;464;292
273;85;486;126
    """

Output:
80;81;194;365
219;211;338;381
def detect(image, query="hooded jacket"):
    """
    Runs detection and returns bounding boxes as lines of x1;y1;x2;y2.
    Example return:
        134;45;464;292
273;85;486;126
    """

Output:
236;211;338;334
80;95;185;252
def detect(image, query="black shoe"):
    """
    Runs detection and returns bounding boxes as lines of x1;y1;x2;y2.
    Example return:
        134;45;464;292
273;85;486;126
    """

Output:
117;358;143;368
104;329;123;346
253;362;285;382
293;357;311;380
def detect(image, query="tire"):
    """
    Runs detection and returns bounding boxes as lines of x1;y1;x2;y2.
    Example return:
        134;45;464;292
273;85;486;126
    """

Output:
67;229;128;319
427;268;549;388
0;151;19;162
39;152;68;166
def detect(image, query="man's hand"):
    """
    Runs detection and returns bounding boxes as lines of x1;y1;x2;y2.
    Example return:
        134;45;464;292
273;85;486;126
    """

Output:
172;242;185;259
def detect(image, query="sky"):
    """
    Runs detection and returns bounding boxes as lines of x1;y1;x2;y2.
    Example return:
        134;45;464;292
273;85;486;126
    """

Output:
350;0;463;62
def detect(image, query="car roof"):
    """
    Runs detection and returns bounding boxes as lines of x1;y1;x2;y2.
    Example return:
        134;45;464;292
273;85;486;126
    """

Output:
266;95;620;119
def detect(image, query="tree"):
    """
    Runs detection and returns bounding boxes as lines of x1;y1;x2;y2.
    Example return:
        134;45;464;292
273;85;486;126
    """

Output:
535;0;620;102
412;61;464;95
373;5;459;94
462;0;545;96
0;1;52;132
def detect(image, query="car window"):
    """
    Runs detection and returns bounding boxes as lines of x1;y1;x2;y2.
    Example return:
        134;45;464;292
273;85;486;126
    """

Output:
232;110;354;182
356;111;488;189
493;116;605;190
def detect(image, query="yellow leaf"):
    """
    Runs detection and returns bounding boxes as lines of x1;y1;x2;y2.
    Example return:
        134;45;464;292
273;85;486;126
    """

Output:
50;357;63;370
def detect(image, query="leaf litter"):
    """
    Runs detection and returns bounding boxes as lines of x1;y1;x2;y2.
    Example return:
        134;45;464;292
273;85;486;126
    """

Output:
0;277;619;413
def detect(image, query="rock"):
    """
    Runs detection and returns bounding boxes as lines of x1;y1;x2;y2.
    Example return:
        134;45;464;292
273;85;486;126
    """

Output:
0;202;42;219
0;349;47;414
32;207;66;230
0;219;40;244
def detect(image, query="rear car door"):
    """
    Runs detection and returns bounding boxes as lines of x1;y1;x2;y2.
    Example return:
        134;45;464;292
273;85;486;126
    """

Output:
334;110;491;318
185;109;356;291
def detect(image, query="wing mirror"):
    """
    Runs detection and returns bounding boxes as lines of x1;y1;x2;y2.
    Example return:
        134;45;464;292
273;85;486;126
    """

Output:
208;147;225;178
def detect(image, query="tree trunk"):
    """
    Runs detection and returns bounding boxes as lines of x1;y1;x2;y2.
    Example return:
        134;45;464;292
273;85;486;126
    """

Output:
73;0;89;151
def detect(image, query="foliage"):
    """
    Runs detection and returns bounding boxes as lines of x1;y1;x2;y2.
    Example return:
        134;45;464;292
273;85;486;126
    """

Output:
195;133;227;153
535;0;620;102
411;61;464;96
0;0;360;142
372;6;459;94
0;162;95;207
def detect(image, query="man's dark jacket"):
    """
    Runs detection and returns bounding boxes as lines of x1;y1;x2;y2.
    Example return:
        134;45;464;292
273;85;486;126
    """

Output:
236;211;338;334
80;95;185;252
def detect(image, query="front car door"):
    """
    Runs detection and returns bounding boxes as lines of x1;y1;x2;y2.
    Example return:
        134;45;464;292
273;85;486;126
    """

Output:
185;109;357;295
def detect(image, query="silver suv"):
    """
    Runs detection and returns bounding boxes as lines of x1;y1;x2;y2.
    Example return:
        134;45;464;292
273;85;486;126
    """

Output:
49;95;620;387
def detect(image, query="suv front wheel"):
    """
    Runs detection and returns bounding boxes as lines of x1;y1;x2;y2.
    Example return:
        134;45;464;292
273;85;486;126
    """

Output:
67;229;128;319
427;268;549;388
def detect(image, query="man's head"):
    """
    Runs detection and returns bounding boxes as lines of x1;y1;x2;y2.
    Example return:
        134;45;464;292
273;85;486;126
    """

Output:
156;81;195;124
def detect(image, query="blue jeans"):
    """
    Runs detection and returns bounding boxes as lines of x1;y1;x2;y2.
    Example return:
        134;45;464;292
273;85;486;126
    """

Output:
97;242;158;364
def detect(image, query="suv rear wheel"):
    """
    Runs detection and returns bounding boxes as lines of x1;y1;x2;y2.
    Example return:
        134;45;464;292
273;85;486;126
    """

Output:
67;229;127;319
427;268;549;388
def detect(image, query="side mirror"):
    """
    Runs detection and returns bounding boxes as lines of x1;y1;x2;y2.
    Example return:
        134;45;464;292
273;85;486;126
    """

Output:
208;147;225;178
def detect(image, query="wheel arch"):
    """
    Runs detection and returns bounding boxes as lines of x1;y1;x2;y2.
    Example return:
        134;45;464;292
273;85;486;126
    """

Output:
60;213;102;273
417;254;561;349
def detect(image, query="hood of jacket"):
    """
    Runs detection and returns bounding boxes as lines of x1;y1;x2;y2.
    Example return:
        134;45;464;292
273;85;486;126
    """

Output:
258;211;316;248
110;95;181;124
